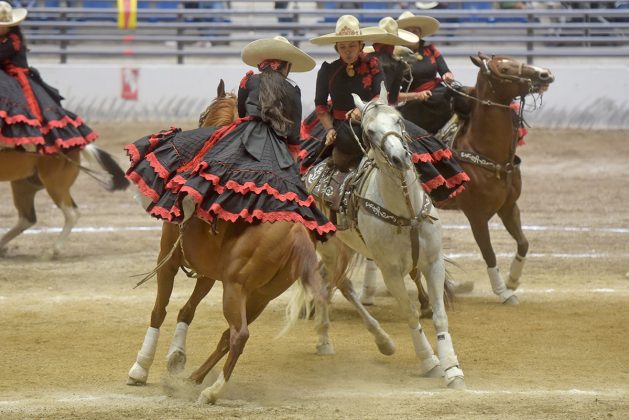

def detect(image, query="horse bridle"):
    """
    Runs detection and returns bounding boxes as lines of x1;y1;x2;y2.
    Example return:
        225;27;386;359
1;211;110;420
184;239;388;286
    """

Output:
355;101;412;163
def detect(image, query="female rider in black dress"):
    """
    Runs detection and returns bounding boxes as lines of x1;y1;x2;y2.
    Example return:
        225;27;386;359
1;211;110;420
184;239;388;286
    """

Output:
125;36;335;240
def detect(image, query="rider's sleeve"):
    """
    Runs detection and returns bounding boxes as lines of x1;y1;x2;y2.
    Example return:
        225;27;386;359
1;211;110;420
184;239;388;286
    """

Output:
432;45;451;76
370;56;385;100
388;62;404;104
286;83;302;146
314;62;331;114
237;70;254;118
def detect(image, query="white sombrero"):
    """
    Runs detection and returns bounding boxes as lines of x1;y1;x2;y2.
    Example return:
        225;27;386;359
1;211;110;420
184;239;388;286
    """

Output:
0;1;27;27
396;11;440;37
241;36;315;73
415;2;439;9
363;17;419;46
310;15;386;45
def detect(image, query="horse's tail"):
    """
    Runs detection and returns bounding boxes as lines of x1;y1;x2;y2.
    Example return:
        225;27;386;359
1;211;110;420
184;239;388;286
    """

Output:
81;144;130;191
278;226;327;337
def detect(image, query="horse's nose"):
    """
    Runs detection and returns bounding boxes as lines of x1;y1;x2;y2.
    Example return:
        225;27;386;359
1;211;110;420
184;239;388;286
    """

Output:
538;70;555;83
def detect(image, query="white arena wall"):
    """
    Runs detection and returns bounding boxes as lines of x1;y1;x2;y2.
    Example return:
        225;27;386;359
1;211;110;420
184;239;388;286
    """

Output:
37;63;629;129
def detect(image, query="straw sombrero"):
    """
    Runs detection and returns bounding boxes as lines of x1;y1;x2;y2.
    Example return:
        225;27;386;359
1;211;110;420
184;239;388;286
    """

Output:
396;11;440;37
241;36;315;72
415;1;439;9
310;15;386;45
0;1;27;27
363;17;419;46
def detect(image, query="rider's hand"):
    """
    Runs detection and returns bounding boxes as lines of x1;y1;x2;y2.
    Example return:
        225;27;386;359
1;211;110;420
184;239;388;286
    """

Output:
348;108;362;122
443;72;454;83
414;91;431;101
325;128;337;146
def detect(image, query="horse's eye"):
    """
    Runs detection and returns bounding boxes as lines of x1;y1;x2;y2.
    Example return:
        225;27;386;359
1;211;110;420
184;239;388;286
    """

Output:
501;68;508;73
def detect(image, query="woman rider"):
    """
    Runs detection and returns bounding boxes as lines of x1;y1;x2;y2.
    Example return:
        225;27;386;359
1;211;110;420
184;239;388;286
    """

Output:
396;11;455;134
302;14;386;173
125;36;335;241
0;1;96;153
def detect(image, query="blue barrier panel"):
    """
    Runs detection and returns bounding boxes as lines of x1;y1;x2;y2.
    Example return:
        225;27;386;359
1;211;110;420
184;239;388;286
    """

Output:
459;2;494;23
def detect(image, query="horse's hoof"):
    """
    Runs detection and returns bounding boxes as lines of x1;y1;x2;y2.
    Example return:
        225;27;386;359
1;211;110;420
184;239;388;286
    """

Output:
197;390;217;405
423;364;445;378
127;362;148;385
316;342;335;355
447;376;467;390
166;349;186;374
420;308;433;319
506;277;521;291
453;280;474;294
376;338;396;356
126;376;146;386
503;294;520;305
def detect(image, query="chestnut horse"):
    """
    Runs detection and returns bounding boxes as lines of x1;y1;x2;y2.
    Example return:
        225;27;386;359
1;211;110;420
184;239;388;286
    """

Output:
127;80;326;404
439;53;555;304
0;142;128;258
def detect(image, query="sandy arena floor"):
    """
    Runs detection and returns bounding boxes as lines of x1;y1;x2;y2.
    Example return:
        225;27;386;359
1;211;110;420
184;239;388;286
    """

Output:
1;122;628;419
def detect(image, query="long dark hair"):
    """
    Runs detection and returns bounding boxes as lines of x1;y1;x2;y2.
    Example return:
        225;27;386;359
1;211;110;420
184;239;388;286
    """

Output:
259;61;294;136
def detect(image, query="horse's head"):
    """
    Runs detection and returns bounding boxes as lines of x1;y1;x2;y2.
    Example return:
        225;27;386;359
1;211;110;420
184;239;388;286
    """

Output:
470;53;555;100
198;79;238;128
352;82;411;172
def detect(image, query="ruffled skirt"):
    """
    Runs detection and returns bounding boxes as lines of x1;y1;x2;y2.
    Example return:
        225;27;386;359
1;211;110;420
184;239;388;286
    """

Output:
125;119;336;241
0;69;97;153
298;112;469;203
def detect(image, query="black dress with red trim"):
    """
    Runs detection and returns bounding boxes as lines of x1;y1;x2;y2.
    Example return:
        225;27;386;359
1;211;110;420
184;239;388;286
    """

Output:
404;119;469;203
397;41;453;134
299;53;384;174
0;27;96;153
125;71;335;241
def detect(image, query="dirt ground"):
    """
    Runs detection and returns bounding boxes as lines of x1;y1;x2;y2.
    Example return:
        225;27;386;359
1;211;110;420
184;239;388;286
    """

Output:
1;122;628;419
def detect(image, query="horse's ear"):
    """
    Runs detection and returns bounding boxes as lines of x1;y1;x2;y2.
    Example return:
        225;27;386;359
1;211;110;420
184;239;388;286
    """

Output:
352;93;366;113
470;55;483;68
378;81;388;105
217;79;226;97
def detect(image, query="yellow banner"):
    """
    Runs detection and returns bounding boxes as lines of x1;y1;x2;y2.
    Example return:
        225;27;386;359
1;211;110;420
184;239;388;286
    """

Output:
117;0;137;30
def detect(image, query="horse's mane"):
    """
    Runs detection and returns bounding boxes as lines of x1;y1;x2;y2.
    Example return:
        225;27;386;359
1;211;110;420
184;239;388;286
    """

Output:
198;92;237;128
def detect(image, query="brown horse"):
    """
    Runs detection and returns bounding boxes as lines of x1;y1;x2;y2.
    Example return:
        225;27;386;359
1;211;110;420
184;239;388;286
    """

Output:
127;80;327;404
439;53;555;304
0;141;128;259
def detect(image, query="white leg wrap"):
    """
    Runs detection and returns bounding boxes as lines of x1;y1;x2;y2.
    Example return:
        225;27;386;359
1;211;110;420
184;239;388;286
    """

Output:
136;327;160;368
436;332;461;372
487;266;515;302
360;260;378;304
410;327;440;374
167;322;188;356
128;327;159;384
507;254;526;289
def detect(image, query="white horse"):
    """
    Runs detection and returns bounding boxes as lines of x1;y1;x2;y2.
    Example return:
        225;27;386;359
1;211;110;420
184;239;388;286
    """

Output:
287;84;465;389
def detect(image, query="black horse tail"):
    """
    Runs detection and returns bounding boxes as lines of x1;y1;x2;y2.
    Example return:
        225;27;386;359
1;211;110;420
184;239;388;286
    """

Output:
81;144;130;191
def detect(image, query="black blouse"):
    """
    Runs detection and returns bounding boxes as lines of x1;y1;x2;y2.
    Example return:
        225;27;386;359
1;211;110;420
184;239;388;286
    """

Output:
314;53;384;119
368;48;405;105
238;70;302;146
401;41;450;92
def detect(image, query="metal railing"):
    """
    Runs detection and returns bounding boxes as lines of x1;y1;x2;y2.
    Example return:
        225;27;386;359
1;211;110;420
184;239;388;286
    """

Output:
19;0;629;64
